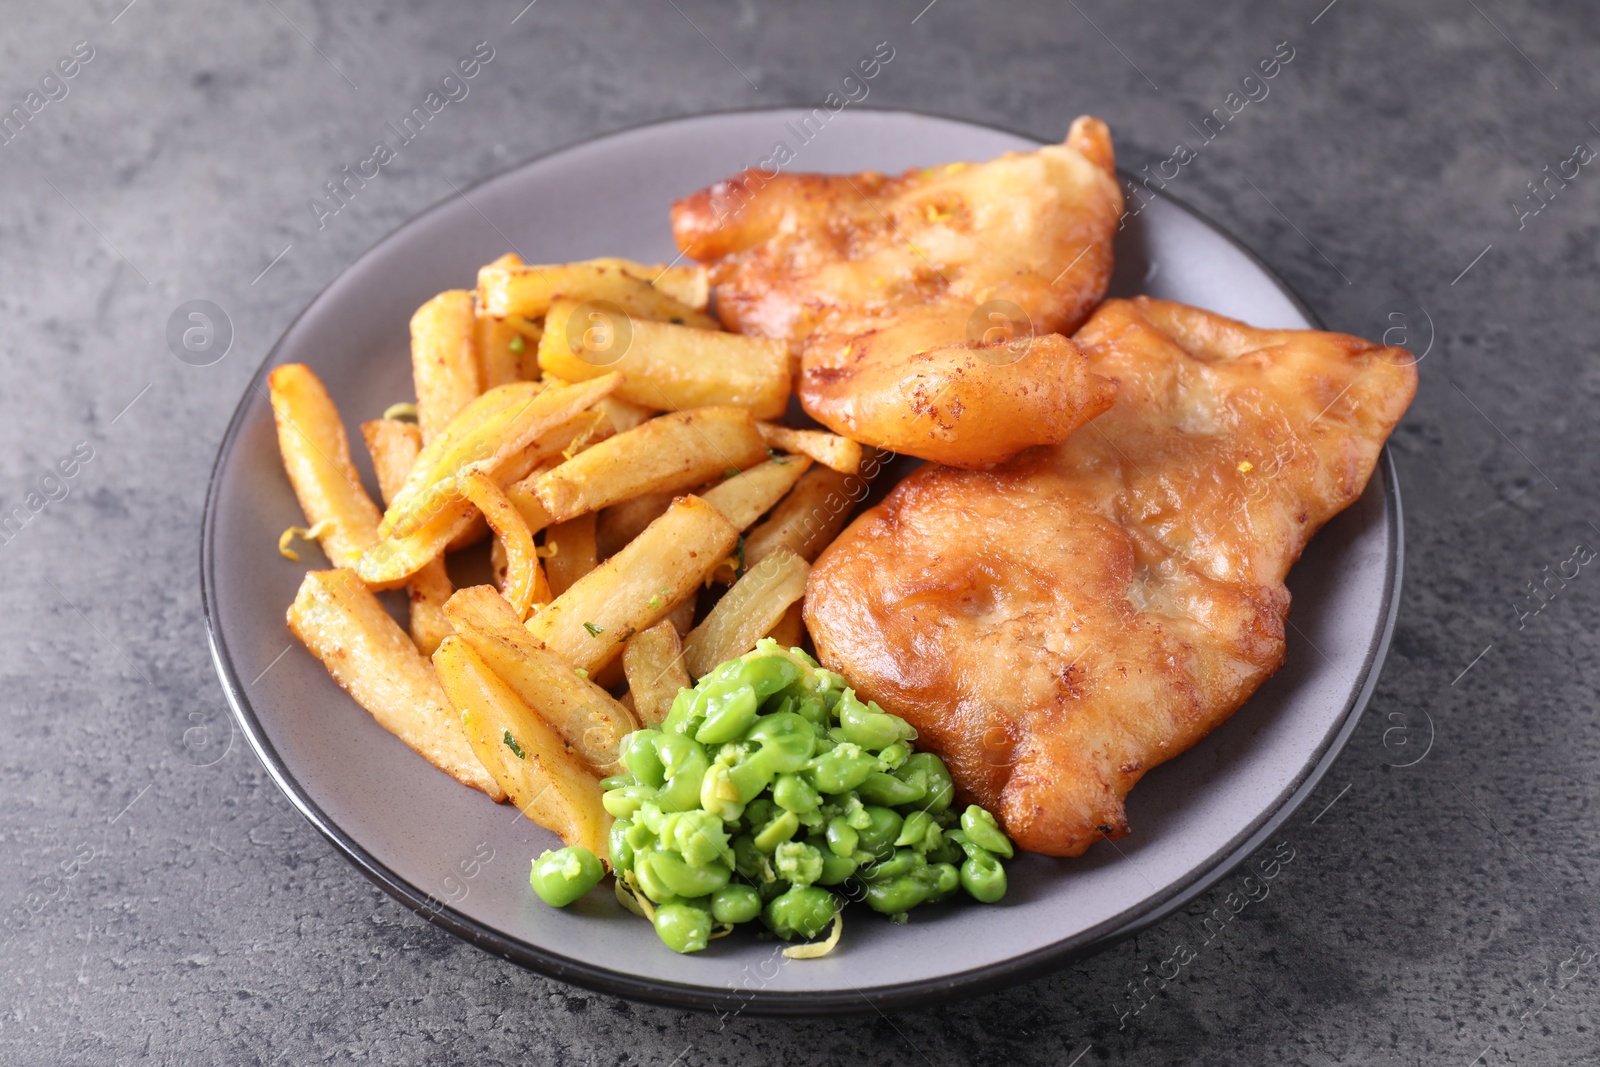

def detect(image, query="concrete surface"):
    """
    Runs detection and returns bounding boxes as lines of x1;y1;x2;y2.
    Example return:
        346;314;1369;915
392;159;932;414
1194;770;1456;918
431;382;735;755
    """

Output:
1;0;1596;1063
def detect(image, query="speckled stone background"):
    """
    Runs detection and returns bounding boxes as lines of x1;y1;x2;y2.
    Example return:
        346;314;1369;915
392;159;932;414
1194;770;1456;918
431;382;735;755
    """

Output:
2;0;1595;1063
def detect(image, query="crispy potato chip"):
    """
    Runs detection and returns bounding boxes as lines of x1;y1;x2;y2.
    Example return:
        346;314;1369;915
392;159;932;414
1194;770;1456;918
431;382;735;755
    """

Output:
443;585;637;774
757;423;863;474
684;547;810;678
622;619;690;727
700;455;812;530
526;495;739;675
460;470;547;619
534;407;767;524
287;569;502;799
358;376;621;584
411;290;483;445
539;298;788;418
360;418;454;654
269;364;383;573
434;636;609;856
478;262;718;330
544;512;598;597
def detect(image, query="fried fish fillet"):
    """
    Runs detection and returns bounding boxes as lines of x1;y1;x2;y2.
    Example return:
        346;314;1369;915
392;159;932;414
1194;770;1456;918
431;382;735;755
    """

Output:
804;298;1417;856
670;117;1124;468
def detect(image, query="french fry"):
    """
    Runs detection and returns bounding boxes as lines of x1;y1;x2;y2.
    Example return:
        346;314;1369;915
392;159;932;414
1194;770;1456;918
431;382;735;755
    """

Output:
443;585;637;774
684;548;810;678
526;495;739;675
757;423;863;475
596;491;677;559
597;395;656;434
582;257;710;310
486;252;523;269
478;262;718;330
268;364;383;572
539;298;789;418
476;305;525;389
622;619;690;727
360;418;454;654
460;470;547;619
411;290;482;445
666;598;697;637
742;457;882;575
765;599;806;650
358;376;621;585
544;512;598;597
434;636;610;857
534;407;767;524
287;569;502;800
700;455;812;530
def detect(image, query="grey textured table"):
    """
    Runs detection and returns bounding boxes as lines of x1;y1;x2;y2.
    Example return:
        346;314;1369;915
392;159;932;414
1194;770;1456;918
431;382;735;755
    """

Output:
3;1;1595;1063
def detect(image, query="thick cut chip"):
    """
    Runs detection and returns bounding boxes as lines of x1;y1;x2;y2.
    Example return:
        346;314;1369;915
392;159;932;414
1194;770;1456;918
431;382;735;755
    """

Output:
699;455;812;530
360;418;454;654
268;364;384;572
411;290;483;445
460;470;546;618
477;262;718;330
533;407;767;523
804;297;1418;856
434;637;610;857
539;298;789;419
544;512;598;597
525;495;739;675
622;620;690;727
684;547;810;678
443;585;636;774
757;423;862;474
287;569;502;799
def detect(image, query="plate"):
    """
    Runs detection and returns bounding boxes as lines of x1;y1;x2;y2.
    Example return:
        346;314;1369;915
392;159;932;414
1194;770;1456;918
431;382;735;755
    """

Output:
201;108;1402;1014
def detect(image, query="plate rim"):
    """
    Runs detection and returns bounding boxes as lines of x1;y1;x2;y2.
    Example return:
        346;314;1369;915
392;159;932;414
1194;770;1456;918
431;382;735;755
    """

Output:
200;105;1404;1015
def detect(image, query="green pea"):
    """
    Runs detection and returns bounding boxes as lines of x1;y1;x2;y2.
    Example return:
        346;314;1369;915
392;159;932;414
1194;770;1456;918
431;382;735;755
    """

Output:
710;883;762;924
960;805;1014;858
763;885;837;940
753;809;800;852
726;756;776;801
837;691;915;749
804;743;876;794
602;783;656;819
960;848;1007;903
894;810;939;852
597;773;634;791
864;847;922;882
694;685;759;745
609;819;636;872
893;753;950;813
857;771;925;807
876;741;911;771
792;693;829;730
654;735;710;812
816;850;858;885
825;817;859;858
773;772;822;814
623;730;666;787
650;849;732;898
856;806;903;860
654;900;713;953
731;834;771;883
925;833;963;867
529;846;604;907
659;810;730;867
630;850;675;903
863;875;931;915
746;652;803;698
926;861;962;903
773;840;825;887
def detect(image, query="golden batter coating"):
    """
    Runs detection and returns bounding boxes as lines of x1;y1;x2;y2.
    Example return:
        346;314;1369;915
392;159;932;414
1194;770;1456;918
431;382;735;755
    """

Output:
671;117;1124;468
804;298;1417;856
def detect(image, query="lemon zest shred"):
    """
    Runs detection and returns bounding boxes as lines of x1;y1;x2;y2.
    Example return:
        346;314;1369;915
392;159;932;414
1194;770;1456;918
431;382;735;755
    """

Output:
278;519;337;561
615;872;656;922
707;922;736;941
535;542;559;559
782;909;843;959
382;402;419;421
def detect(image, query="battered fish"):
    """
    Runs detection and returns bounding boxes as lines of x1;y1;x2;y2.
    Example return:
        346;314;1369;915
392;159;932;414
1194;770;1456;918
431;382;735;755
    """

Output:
670;117;1124;468
804;298;1417;856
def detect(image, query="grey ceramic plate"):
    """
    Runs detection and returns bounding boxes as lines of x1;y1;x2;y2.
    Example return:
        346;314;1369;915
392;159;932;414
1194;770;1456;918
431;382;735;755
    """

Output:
202;108;1401;1014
